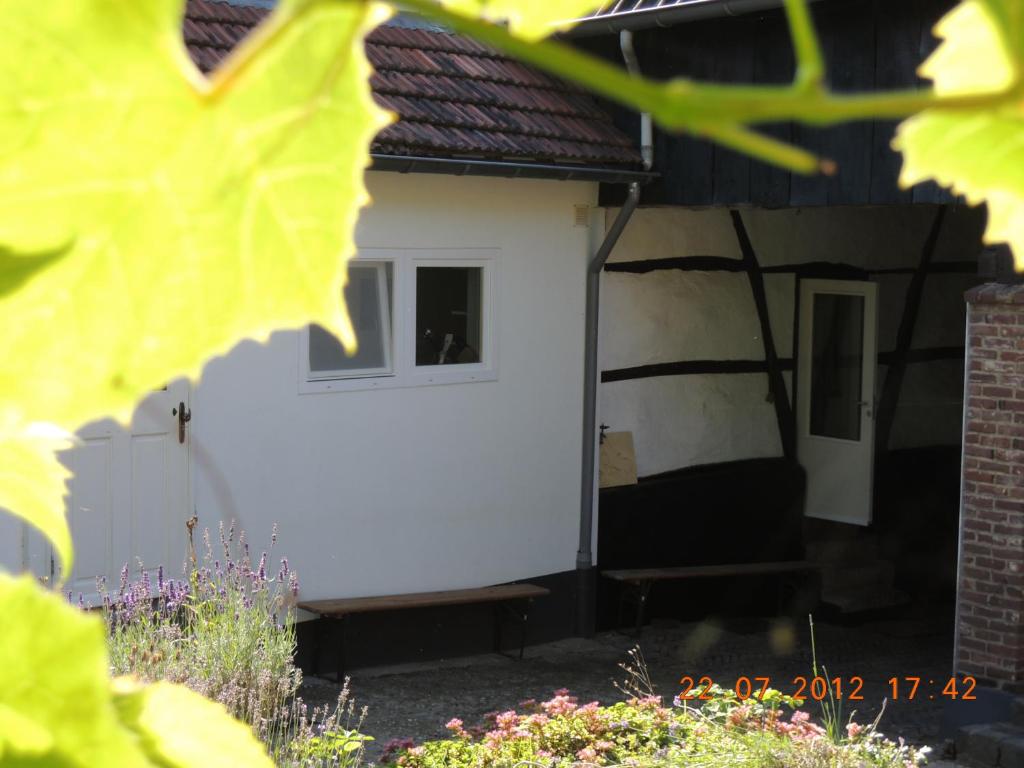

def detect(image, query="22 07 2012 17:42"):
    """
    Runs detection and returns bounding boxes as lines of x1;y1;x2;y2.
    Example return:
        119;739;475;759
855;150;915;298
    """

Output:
678;675;978;702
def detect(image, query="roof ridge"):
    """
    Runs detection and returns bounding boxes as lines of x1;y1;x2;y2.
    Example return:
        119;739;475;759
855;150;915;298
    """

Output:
382;113;634;147
373;135;640;163
367;62;587;95
367;38;516;63
375;90;616;124
380;107;626;143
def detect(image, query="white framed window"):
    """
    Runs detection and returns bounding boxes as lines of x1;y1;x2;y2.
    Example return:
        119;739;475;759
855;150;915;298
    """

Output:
299;249;498;393
305;261;393;381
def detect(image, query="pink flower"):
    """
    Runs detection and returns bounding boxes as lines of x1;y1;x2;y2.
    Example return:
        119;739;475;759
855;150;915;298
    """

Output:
847;722;863;739
576;746;598;762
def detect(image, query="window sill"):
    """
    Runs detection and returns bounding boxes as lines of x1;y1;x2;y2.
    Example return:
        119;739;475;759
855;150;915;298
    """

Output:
298;366;497;394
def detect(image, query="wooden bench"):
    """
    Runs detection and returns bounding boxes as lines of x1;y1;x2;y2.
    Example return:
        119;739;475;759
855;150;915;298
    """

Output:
299;583;550;681
603;561;819;634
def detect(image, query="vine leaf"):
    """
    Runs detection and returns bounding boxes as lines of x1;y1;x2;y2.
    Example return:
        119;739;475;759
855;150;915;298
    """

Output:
0;575;275;767
112;680;274;768
895;0;1024;265
0;0;390;430
0;430;74;576
0;0;390;555
0;575;151;767
435;0;607;40
0;242;69;300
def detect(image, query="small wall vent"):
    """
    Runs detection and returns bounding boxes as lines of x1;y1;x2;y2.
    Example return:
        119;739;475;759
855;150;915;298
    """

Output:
573;205;590;227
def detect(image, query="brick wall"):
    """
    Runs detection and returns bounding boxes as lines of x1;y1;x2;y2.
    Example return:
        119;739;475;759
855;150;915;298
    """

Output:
959;283;1024;691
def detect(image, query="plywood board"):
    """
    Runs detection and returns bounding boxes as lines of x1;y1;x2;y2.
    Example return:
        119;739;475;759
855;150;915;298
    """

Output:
600;431;637;488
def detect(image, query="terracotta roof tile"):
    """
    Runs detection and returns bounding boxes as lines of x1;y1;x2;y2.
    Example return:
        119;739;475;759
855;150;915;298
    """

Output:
183;0;640;167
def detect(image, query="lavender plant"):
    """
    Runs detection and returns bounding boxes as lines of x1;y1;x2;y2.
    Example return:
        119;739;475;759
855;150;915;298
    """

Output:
96;522;371;767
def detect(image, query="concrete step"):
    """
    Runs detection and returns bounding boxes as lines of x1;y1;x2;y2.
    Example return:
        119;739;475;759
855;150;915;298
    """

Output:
956;721;1024;768
1013;698;1024;729
806;537;880;564
819;585;910;615
820;559;896;593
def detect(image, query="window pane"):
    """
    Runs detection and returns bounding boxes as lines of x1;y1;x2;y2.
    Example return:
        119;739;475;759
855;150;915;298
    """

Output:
416;266;482;366
309;263;391;375
809;292;864;441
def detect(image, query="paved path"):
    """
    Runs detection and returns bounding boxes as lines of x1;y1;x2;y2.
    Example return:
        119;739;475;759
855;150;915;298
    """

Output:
300;616;956;763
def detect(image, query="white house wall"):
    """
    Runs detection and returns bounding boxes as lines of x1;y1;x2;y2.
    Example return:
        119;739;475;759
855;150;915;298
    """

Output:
600;204;984;479
189;173;595;603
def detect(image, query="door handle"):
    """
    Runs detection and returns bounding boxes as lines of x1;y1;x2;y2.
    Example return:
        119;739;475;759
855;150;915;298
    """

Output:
171;401;191;444
858;400;873;418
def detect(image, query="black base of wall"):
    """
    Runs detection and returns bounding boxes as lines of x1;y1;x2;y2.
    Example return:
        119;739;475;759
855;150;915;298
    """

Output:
873;445;961;602
296;569;577;677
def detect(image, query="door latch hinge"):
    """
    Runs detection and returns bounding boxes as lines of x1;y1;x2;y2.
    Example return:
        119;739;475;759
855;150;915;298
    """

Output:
172;401;191;444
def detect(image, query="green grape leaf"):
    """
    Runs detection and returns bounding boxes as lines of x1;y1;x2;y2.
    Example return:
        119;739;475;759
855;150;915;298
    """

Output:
0;0;391;436
435;0;607;40
0;430;74;576
895;0;1024;265
0;575;151;767
112;680;273;768
0;0;390;562
0;242;69;300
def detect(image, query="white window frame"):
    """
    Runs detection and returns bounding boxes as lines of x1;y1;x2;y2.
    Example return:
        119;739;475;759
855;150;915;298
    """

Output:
299;248;498;394
304;261;394;383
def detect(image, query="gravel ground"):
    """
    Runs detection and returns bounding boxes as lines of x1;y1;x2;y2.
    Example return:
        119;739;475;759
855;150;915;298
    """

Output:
299;616;955;763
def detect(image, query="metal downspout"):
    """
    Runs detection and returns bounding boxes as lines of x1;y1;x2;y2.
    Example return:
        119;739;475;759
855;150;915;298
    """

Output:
575;30;653;637
575;183;640;637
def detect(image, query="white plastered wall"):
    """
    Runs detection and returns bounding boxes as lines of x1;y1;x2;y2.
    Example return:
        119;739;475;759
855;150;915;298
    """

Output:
188;172;596;601
600;204;984;479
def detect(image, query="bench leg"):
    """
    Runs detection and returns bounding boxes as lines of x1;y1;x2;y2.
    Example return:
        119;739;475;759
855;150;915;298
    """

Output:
518;597;534;660
634;580;653;637
493;603;503;655
493;599;534;661
315;614;328;678
335;615;347;685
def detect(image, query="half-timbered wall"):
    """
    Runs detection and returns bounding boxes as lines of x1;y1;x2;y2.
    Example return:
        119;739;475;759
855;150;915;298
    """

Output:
598;204;984;478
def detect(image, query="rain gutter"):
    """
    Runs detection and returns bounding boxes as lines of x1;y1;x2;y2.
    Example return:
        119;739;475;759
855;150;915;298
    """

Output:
567;0;822;36
369;154;656;185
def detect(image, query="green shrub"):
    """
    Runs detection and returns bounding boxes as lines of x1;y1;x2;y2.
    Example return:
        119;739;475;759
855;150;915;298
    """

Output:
92;522;371;767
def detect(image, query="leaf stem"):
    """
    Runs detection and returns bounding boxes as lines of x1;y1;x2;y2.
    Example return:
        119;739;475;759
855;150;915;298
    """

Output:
699;123;829;175
783;0;825;92
392;0;1017;128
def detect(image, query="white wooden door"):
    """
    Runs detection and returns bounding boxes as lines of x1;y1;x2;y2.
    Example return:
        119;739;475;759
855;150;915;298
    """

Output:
797;280;877;526
30;380;191;599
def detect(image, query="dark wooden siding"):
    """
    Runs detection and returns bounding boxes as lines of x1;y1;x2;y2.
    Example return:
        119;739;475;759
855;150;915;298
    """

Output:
579;0;957;207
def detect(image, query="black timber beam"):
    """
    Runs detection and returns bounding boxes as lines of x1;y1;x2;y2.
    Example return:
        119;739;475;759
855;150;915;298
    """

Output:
732;210;795;460
874;206;948;452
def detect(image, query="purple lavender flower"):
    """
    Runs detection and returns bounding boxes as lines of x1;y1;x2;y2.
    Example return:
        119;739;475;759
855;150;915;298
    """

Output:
257;552;266;582
119;563;129;595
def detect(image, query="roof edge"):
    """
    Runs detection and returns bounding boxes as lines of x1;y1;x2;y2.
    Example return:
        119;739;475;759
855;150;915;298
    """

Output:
369;154;657;184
